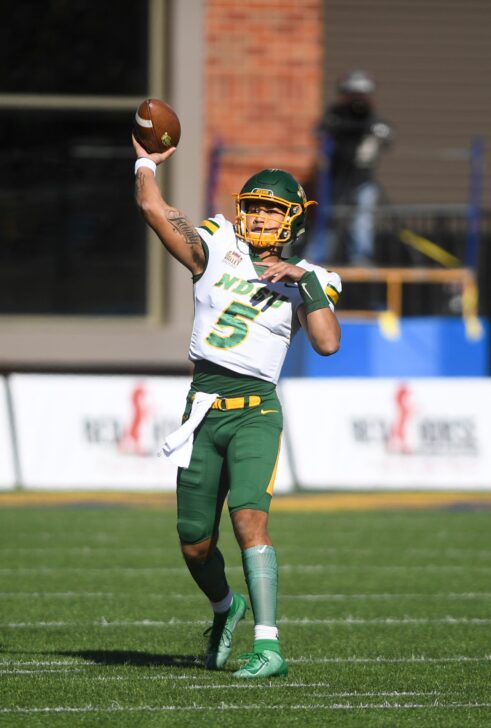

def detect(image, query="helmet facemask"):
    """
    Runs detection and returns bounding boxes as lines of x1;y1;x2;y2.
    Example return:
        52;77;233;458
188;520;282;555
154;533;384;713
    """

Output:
234;191;304;249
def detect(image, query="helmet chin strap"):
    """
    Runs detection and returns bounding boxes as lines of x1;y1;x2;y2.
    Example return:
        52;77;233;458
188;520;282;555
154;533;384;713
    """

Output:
249;244;283;260
259;246;282;259
235;228;287;258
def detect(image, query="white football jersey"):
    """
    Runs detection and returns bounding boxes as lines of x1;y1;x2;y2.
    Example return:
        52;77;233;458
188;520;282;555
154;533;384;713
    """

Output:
188;215;341;384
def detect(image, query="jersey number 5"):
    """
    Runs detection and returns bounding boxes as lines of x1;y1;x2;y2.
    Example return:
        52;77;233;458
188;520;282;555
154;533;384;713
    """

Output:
206;301;260;349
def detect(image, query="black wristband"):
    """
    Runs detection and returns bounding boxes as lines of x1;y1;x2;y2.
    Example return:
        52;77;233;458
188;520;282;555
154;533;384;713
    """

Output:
298;271;330;314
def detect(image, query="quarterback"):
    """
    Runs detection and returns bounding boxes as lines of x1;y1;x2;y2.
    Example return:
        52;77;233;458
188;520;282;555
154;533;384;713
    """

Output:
133;136;341;678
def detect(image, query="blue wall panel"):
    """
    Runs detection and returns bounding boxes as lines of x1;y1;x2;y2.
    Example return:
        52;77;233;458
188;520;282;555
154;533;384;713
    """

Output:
282;317;489;378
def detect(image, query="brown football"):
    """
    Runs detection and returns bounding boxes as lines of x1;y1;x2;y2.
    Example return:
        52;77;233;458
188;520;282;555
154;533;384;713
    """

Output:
133;98;181;154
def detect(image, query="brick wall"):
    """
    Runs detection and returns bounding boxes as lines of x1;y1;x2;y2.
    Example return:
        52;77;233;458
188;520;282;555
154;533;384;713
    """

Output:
204;0;324;219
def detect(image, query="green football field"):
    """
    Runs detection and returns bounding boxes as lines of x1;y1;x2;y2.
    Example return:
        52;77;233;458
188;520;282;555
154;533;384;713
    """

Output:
0;499;490;727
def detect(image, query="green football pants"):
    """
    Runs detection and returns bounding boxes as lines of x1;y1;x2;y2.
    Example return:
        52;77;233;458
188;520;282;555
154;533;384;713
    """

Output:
176;393;283;545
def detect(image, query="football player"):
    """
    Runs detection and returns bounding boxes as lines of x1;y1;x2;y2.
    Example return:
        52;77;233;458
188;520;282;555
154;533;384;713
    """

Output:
133;136;341;678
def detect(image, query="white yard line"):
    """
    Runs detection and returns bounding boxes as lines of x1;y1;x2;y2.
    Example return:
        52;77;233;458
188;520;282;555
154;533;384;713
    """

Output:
280;545;491;558
2;563;491;575
4;532;117;542
279;564;491;573
1;655;489;670
0;671;449;696
1;591;490;600
0;660;88;667
0;547;168;555
6;545;489;558
0;592;119;598
289;655;491;664
1;617;490;628
0;567;189;575
0;668;84;675
282;592;491;601
278;617;491;625
0;702;490;713
184;688;443;695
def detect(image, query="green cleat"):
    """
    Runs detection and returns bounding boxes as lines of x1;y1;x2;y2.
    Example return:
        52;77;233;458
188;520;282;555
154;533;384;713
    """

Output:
204;593;248;670
233;649;288;678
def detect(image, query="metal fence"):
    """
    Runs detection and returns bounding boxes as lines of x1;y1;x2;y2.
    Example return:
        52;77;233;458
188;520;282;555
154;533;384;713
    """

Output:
299;205;491;317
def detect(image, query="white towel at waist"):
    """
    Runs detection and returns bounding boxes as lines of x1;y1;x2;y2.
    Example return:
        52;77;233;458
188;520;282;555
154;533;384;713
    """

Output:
160;391;218;468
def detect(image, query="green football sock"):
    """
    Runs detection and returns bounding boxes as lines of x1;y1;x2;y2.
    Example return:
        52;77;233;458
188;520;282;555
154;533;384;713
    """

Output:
185;547;229;602
242;544;278;628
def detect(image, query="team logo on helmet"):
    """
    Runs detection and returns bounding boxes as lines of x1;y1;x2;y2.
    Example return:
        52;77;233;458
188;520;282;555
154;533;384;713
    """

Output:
297;185;307;203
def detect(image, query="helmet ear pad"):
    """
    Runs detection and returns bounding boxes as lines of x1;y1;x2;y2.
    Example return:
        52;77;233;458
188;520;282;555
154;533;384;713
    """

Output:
233;169;316;248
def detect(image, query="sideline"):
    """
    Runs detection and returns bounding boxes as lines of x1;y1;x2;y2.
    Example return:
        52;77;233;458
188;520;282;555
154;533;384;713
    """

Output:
272;491;491;512
1;490;491;512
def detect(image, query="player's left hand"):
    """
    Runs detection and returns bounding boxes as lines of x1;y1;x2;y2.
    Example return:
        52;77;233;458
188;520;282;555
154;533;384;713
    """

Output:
258;261;306;284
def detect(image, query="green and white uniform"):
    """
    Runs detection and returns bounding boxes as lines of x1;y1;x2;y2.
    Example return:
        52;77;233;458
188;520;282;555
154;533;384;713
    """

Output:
176;215;341;545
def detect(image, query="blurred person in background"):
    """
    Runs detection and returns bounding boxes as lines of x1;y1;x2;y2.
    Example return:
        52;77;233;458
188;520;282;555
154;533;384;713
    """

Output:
311;70;394;266
132;137;342;678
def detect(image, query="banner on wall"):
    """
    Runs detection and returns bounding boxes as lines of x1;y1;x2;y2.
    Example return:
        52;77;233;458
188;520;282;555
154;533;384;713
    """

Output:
10;375;293;492
0;377;16;489
280;378;491;489
9;373;491;492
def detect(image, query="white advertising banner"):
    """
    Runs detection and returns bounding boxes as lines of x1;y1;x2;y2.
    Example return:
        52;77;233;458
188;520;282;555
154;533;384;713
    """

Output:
10;374;293;492
0;377;16;489
281;378;491;489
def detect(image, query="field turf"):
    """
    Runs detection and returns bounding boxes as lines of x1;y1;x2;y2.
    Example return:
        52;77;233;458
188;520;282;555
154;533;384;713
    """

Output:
0;498;490;726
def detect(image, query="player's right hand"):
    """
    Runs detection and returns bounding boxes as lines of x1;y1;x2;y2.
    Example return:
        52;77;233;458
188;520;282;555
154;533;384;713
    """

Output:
132;134;177;165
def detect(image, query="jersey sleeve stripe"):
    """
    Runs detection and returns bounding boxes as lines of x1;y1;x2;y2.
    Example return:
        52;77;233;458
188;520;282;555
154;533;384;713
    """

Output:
325;284;340;305
198;218;220;235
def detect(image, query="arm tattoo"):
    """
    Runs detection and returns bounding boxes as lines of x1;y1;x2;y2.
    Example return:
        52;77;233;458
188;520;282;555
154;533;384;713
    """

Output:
166;208;201;246
135;171;146;194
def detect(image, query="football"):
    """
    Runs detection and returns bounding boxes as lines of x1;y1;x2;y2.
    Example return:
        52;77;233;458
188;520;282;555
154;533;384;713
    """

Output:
133;98;181;154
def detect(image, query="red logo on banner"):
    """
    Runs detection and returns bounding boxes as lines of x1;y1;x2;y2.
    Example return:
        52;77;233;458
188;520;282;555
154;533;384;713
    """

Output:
119;384;150;454
387;383;414;454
